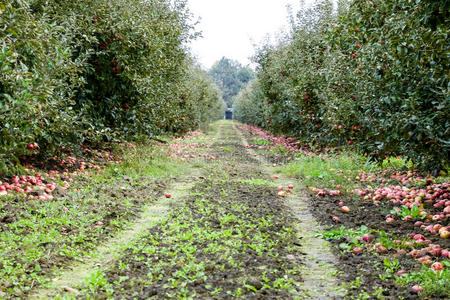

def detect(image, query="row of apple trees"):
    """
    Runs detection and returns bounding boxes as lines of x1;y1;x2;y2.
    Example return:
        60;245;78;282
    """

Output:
234;0;449;172
0;0;225;174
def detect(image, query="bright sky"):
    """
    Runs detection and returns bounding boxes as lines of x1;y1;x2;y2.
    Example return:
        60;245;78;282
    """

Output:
187;0;313;69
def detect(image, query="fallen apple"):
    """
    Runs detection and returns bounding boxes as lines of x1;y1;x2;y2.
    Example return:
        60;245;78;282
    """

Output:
352;247;363;254
376;246;387;253
362;233;374;243
440;230;449;239
341;206;350;213
431;262;443;271
386;217;395;224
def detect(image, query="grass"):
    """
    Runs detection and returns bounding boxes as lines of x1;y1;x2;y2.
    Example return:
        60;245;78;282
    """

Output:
104;142;183;179
241;178;277;186
278;152;379;190
254;140;271;146
381;156;412;170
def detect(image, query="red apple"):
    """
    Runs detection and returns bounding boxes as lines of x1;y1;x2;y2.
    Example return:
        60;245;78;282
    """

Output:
431;262;443;271
352;247;363;254
376;246;387;253
362;233;374;243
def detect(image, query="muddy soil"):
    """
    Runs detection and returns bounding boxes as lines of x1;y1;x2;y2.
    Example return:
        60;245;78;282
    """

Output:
306;192;449;299
0;176;168;298
95;180;303;299
28;121;444;299
239;124;449;299
72;123;308;299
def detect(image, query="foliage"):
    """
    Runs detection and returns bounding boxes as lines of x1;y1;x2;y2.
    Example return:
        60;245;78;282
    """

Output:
233;0;449;172
181;64;226;131
0;0;81;172
395;265;450;298
208;57;254;108
233;80;269;124
390;204;426;220
0;0;225;174
327;0;449;172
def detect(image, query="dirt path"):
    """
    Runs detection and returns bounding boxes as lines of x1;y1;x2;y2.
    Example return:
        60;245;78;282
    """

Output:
234;123;344;298
30;121;344;299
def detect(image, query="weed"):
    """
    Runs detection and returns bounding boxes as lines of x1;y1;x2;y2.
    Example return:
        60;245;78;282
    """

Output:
394;266;449;298
390;204;425;220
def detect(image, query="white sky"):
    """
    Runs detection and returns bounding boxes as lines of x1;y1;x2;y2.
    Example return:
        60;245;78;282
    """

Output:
187;0;314;69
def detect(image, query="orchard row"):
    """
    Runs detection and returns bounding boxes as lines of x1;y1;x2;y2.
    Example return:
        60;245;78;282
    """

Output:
233;0;448;172
0;0;225;175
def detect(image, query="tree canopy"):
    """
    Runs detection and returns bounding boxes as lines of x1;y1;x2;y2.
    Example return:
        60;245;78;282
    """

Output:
208;57;254;108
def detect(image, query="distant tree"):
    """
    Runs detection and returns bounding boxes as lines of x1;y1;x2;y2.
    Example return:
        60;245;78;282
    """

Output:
208;57;254;108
